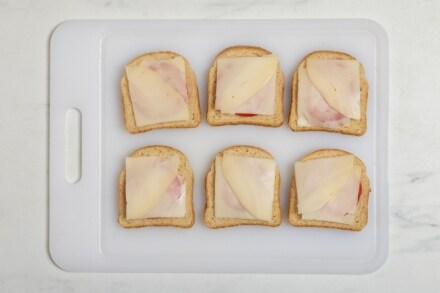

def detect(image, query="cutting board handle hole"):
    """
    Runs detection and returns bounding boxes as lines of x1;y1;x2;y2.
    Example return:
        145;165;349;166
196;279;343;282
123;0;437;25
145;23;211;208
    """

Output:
65;108;82;184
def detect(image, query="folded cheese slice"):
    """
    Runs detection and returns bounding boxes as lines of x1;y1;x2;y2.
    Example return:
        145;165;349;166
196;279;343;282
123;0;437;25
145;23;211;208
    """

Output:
300;165;361;225
214;157;254;219
142;175;187;218
297;66;350;128
215;55;278;115
125;155;186;220
295;155;361;225
125;56;189;126
306;59;360;120
142;57;188;102
297;58;361;128
214;153;276;221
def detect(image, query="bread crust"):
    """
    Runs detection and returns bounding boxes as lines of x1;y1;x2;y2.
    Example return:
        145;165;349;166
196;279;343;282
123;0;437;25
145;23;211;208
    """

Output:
207;46;284;127
288;50;369;136
204;145;282;228
288;149;370;231
118;145;195;228
121;51;202;134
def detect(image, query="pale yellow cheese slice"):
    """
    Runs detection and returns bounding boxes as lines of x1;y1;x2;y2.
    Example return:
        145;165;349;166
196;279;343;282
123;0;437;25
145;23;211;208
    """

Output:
141;57;188;101
219;73;277;115
221;153;276;221
126;64;189;126
295;155;355;214
297;66;350;128
306;59;361;119
301;165;362;224
215;55;278;113
125;155;180;220
214;157;254;219
143;176;187;218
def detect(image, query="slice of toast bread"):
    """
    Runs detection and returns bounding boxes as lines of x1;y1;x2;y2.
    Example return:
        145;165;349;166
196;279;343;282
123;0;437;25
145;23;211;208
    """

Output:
288;149;370;231
121;51;201;134
288;50;368;136
207;46;284;127
119;145;194;228
205;145;282;228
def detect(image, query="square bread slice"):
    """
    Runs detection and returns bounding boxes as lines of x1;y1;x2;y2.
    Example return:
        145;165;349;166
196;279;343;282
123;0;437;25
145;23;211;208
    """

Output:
207;46;284;127
205;145;282;228
288;149;371;231
119;145;194;228
288;50;369;136
121;51;201;134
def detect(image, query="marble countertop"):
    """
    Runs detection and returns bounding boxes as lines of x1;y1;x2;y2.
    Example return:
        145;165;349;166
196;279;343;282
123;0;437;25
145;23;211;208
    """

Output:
1;0;439;292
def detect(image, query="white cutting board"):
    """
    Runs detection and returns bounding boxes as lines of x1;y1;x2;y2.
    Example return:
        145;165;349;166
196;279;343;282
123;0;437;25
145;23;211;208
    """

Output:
49;19;389;273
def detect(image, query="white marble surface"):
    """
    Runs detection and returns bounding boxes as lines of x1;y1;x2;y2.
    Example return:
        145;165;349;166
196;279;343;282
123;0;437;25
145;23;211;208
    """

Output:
0;0;439;292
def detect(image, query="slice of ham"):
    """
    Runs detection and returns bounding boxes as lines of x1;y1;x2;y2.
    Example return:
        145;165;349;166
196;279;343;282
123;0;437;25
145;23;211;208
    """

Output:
297;66;350;128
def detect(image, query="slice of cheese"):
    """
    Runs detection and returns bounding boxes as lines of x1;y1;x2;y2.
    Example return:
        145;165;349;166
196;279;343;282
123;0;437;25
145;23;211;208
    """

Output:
214;157;254;219
125;155;180;220
306;59;361;119
219;73;276;115
215;55;278;114
295;155;355;214
141;57;188;102
142;175;187;218
126;61;189;126
297;66;350;128
221;153;276;221
301;165;362;224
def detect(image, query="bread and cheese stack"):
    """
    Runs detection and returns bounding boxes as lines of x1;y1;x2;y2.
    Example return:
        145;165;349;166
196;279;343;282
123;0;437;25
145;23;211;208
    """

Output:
119;146;194;228
288;149;370;231
289;50;368;136
121;51;201;133
118;48;371;231
207;46;284;127
205;145;281;228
